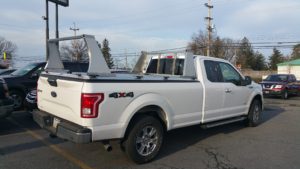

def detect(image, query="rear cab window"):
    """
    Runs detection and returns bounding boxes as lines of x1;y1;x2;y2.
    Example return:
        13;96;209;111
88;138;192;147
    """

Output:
146;54;185;75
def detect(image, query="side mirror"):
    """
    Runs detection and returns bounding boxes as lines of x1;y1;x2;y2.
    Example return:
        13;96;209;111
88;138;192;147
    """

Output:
242;76;252;86
31;73;39;79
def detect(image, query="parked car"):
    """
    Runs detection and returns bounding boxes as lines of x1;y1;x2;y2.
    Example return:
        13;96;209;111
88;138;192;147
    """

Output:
2;61;89;110
260;74;300;99
0;69;16;76
0;78;14;118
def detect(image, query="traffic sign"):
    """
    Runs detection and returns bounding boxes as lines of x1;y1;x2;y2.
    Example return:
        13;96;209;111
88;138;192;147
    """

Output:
48;0;69;7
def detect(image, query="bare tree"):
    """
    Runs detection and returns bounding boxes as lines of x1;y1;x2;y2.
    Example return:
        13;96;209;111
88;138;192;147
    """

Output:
188;31;207;55
0;36;17;59
187;31;237;61
221;38;238;61
60;39;88;61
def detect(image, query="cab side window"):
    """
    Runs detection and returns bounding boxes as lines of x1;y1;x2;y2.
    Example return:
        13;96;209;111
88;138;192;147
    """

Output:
204;60;223;82
219;62;242;85
289;75;296;82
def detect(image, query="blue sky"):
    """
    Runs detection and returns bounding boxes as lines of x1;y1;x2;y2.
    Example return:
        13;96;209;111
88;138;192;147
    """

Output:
1;0;300;62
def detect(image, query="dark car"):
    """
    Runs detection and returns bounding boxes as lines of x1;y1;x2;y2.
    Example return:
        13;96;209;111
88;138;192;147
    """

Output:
260;74;300;99
0;79;14;118
0;69;16;76
3;61;88;110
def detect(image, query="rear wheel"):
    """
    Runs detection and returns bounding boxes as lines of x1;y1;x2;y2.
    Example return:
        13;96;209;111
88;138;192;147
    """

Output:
246;99;262;127
10;90;24;110
122;115;164;164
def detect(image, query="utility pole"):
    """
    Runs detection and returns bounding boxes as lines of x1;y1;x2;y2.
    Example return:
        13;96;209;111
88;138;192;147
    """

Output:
70;22;80;36
204;0;213;56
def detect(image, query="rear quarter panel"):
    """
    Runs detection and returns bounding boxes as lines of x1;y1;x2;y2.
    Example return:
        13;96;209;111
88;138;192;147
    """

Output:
82;82;203;140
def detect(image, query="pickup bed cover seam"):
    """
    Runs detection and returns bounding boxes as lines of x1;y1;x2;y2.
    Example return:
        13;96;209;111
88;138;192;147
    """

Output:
40;74;199;83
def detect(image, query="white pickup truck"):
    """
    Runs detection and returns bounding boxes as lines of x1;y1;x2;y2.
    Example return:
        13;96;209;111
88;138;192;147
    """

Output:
33;35;263;164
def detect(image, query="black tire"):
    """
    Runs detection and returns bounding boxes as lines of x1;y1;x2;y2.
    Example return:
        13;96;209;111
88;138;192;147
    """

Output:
246;99;262;127
122;115;164;164
281;89;288;100
10;90;24;110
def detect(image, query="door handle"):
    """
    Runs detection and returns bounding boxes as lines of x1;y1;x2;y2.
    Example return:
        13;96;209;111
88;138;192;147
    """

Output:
47;78;57;87
248;86;254;89
225;89;232;93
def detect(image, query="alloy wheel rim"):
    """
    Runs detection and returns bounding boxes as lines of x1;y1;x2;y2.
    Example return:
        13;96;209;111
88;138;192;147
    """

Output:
253;104;260;122
11;94;22;108
135;126;158;156
285;91;288;98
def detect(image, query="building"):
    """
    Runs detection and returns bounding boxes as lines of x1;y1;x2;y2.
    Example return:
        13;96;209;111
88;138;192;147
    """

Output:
277;59;300;80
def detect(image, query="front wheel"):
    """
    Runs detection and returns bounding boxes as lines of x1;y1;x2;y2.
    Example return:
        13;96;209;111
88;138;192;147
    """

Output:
281;89;288;100
122;115;164;164
10;90;24;110
246;99;262;127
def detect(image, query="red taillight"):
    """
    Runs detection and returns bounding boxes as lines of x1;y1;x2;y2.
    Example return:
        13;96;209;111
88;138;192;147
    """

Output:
81;93;104;118
166;55;174;59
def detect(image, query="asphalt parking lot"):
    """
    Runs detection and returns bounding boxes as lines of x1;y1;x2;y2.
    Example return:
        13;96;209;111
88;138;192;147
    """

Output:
0;97;300;169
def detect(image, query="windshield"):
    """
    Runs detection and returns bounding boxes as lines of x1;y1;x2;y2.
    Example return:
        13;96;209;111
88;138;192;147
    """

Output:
11;63;39;76
265;75;288;82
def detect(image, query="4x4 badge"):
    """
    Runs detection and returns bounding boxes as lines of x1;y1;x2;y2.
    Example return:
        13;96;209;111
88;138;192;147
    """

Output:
109;92;134;98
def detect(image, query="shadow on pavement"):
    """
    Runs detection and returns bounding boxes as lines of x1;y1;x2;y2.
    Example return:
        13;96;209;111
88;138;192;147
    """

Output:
0;105;284;165
262;105;285;123
0;111;65;156
156;105;283;161
0;111;39;136
0;138;65;156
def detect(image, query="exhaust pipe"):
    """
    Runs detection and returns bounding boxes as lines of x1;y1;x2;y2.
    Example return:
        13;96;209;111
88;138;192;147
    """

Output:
102;141;112;152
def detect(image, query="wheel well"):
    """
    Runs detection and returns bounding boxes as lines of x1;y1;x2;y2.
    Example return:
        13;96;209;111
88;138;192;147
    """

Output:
9;88;25;97
124;105;168;138
252;95;262;108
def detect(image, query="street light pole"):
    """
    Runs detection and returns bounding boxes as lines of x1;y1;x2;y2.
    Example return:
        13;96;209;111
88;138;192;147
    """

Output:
45;0;49;60
55;3;59;43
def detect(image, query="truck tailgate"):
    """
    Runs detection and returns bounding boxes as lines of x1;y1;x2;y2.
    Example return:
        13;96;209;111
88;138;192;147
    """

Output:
38;76;84;125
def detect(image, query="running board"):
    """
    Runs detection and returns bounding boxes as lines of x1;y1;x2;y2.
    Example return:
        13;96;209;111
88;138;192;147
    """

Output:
201;116;247;129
